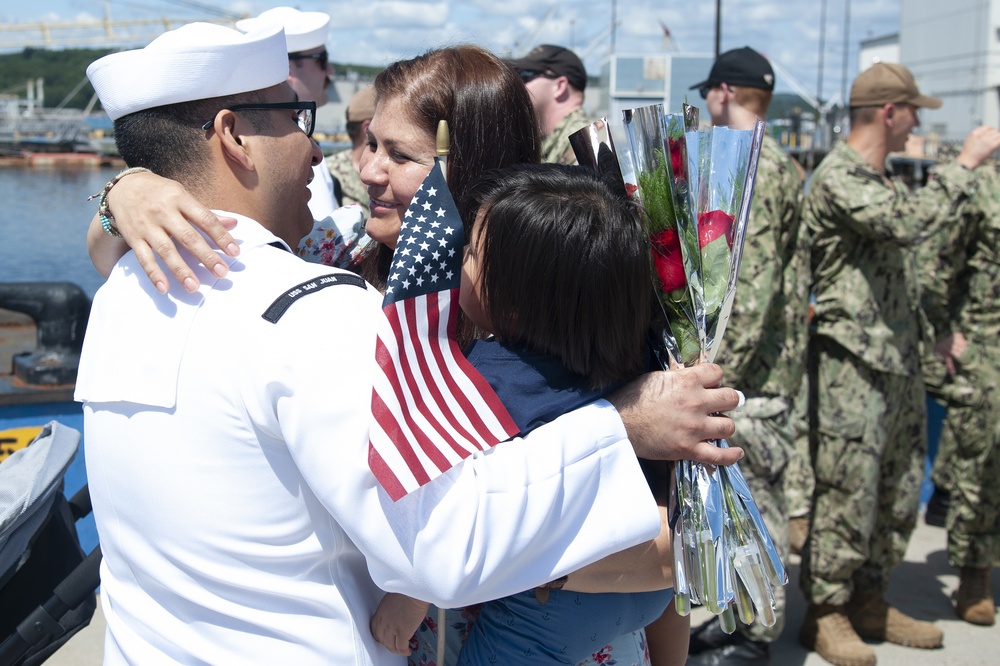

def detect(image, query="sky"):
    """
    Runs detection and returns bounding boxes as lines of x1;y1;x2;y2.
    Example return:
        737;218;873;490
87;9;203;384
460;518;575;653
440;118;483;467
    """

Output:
1;0;901;103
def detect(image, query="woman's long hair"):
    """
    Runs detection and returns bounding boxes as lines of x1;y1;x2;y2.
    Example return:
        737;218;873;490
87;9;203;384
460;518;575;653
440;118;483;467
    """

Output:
353;45;541;290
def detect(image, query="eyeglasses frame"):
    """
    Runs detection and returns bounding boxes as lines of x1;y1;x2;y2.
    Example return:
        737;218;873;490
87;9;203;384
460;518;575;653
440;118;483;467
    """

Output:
200;100;317;138
288;50;329;71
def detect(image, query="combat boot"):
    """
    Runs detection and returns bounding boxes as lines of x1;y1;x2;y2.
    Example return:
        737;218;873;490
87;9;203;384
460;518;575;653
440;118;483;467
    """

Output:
956;566;996;626
847;592;943;648
799;603;876;666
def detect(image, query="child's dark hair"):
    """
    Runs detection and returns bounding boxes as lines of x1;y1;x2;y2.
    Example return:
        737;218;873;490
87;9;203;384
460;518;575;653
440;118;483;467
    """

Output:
463;163;653;388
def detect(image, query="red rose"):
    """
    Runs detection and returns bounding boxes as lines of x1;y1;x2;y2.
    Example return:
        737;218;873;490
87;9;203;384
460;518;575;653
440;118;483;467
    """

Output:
650;229;686;292
625;182;638;198
650;227;678;252
698;210;735;249
667;137;684;180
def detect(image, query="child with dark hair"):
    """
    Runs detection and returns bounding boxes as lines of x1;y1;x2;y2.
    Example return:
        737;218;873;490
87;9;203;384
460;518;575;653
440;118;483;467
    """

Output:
371;163;680;665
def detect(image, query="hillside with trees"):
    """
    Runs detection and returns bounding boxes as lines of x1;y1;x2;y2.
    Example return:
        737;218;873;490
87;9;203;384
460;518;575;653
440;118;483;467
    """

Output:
0;47;383;113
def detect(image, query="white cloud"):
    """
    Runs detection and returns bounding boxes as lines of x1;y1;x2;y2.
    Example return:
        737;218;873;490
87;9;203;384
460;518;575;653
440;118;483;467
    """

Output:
326;1;449;30
5;0;902;99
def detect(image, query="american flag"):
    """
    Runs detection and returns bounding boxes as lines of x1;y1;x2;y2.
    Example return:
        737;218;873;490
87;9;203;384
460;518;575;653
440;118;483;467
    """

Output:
369;159;518;501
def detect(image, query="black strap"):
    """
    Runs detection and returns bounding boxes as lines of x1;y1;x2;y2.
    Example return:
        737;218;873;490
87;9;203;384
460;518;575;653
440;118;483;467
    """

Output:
261;273;367;323
0;545;102;666
850;166;886;185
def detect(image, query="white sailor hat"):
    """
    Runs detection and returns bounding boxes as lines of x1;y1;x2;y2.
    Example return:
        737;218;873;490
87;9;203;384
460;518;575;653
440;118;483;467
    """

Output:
236;7;330;54
87;22;289;121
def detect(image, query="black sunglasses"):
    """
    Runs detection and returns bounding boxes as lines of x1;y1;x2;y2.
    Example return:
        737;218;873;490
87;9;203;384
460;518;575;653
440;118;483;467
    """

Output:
289;49;329;70
200;100;317;137
518;69;558;84
698;85;713;99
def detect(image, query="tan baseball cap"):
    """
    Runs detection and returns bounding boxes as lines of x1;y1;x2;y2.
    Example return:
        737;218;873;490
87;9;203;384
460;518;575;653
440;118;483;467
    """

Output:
346;85;376;122
849;62;942;109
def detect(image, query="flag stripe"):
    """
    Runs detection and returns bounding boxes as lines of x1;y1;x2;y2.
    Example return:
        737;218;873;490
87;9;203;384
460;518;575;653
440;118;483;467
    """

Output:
422;294;514;442
368;159;520;499
392;300;475;467
368;429;414;502
372;335;438;482
422;292;517;437
376;307;461;471
404;293;496;453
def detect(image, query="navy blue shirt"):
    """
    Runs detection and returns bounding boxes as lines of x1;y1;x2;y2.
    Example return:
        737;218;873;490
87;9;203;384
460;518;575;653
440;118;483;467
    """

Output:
459;339;673;665
464;339;609;437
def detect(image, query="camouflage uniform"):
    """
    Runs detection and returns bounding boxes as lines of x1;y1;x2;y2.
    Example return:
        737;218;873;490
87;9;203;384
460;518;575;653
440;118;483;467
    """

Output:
919;161;1000;569
326;149;369;215
714;133;808;642
784;376;814;520
541;106;589;165
802;140;978;606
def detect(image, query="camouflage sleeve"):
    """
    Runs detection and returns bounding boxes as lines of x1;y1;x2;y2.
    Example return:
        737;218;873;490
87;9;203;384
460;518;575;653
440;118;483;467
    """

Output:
716;142;803;387
917;207;969;340
917;165;991;338
816;159;976;247
721;192;782;379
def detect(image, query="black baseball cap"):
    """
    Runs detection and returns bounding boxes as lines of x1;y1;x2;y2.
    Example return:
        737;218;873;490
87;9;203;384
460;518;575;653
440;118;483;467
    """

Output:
508;44;588;91
690;46;775;92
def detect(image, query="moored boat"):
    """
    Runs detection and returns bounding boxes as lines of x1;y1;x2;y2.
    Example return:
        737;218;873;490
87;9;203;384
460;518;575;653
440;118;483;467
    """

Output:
0;282;95;552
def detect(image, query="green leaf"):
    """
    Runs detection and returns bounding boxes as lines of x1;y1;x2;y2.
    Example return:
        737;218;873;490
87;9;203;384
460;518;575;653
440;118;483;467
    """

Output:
701;237;731;316
636;149;675;233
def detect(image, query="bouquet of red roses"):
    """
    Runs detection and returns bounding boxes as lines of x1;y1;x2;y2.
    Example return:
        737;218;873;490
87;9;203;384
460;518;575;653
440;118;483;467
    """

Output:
572;106;784;632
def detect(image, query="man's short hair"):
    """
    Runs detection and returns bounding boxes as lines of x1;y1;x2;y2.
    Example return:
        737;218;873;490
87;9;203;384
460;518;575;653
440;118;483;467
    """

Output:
849;105;880;127
114;90;270;180
732;86;773;117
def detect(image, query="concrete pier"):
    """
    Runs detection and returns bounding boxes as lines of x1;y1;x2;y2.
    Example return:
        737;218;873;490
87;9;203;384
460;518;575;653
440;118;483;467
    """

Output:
47;515;1000;665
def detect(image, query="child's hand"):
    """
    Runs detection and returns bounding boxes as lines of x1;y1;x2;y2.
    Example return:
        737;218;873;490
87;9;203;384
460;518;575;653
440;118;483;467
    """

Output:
370;593;431;656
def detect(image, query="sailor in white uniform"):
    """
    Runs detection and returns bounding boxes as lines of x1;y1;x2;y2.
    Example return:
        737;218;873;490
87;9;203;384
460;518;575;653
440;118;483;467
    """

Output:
77;22;740;666
236;7;342;223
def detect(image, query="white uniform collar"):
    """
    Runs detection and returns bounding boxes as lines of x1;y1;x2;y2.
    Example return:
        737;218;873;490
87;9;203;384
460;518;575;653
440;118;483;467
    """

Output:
75;211;286;408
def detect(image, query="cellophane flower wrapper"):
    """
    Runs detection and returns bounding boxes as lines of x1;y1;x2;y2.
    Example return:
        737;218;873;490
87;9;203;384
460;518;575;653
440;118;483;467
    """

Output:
609;105;785;630
622;104;701;366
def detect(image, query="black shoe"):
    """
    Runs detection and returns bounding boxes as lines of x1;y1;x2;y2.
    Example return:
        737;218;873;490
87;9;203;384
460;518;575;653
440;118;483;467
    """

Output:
687;618;770;665
925;487;949;528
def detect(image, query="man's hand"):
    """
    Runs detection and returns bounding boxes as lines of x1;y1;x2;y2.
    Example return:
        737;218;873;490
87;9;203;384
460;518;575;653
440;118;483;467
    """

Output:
608;364;743;466
369;593;429;656
935;331;968;375
956;125;1000;170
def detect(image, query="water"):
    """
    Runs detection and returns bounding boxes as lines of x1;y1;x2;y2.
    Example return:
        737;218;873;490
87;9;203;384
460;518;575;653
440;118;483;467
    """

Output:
0;165;114;554
0;165;117;298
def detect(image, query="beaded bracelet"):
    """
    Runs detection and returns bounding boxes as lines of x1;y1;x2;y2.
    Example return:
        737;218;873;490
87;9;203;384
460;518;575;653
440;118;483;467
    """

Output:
87;166;152;237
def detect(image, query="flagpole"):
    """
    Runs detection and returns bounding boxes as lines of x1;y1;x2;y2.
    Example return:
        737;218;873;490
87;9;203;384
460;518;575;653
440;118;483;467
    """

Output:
435;121;450;664
436;119;450;180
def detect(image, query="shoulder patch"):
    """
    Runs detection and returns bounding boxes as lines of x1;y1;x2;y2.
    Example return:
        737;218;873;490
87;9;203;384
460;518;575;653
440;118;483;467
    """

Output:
850;167;885;185
262;273;367;323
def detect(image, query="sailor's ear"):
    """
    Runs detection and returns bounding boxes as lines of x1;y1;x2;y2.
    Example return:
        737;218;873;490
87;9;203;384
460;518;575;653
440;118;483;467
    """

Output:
215;111;254;171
